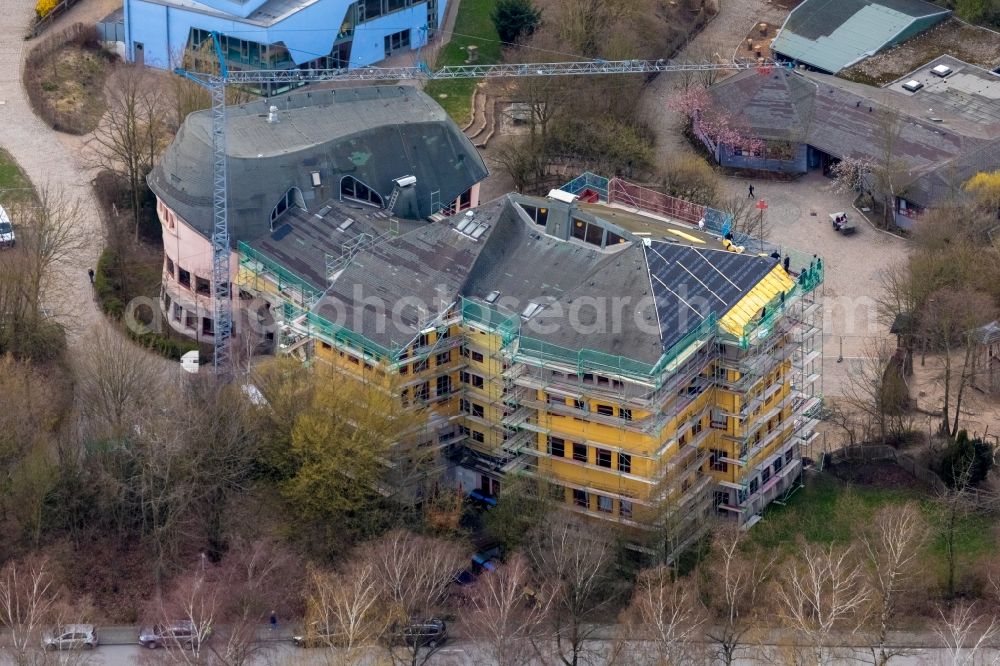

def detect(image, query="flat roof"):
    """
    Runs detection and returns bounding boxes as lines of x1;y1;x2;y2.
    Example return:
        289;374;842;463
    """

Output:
885;55;1000;128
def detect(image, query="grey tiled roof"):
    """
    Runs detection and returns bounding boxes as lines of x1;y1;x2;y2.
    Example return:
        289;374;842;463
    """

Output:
710;68;999;206
148;86;488;245
306;195;785;361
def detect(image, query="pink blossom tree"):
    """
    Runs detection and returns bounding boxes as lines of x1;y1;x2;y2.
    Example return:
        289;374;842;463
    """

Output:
667;84;763;156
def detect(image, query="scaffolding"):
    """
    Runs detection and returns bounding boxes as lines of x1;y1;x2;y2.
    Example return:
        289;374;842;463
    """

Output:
713;259;824;526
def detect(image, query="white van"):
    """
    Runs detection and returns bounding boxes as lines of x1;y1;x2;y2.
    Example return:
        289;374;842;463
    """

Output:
0;204;14;248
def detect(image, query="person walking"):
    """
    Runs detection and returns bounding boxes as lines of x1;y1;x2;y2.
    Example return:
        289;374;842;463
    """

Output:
87;268;95;284
269;611;277;632
748;184;755;199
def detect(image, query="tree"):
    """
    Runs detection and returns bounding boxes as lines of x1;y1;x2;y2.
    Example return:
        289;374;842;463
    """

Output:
0;355;66;551
717;193;770;240
842;339;911;446
0;186;85;361
483;473;549;554
701;525;776;666
938;430;993;489
934;602;999;666
0;558;58;666
303;561;388;665
207;539;302;666
620;565;705;665
774;542;871;665
528;516;621;666
466;555;547;666
859;503;929;666
661;155;719;206
667;84;763;157
75;325;166;439
921;288;996;437
88;64;170;236
283;370;424;550
150;563;219;663
364;530;464;666
492;0;542;45
963;169;1000;213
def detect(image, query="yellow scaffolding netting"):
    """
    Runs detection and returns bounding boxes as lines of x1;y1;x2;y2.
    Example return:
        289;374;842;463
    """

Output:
719;264;796;339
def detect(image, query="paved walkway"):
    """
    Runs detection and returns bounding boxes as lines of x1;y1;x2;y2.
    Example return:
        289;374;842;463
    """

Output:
0;0;120;349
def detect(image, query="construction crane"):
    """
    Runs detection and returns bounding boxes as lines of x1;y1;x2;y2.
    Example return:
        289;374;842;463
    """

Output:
176;33;775;376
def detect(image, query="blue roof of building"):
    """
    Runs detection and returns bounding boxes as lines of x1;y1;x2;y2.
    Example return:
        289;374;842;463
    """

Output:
772;0;950;73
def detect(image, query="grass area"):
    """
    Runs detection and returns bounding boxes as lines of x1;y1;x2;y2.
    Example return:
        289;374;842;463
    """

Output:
0;149;36;207
749;471;996;595
423;0;502;123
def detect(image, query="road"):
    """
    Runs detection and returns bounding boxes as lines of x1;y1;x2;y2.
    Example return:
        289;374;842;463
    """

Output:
3;637;998;665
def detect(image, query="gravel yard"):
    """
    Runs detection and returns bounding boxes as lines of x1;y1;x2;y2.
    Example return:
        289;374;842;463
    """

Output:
840;18;1000;87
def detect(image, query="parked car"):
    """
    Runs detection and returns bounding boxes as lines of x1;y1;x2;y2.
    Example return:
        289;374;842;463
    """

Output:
399;619;447;648
0;204;14;248
138;621;204;649
42;624;98;650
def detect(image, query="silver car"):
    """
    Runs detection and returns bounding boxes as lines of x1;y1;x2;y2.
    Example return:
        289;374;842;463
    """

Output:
42;624;98;650
138;620;202;649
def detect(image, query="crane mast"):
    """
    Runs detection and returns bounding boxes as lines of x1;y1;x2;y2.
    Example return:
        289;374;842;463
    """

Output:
175;33;774;376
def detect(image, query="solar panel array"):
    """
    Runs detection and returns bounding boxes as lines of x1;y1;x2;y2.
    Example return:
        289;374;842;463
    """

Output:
643;240;778;348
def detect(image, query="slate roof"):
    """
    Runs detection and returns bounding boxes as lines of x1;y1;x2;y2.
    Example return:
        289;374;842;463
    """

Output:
709;67;999;207
772;0;949;73
148;86;488;246
245;199;424;290
301;195;790;362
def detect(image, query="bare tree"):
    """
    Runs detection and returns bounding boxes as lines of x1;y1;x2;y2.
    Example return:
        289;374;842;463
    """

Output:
150;564;219;664
859;503;929;666
921;288;996;437
717;193;770;240
466;555;547;666
207;540;300;666
303;561;387;665
529;516;620;666
774;542;871;665
934;602;1000;666
364;530;464;666
0;558;58;666
88;64;170;236
701;525;776;666
75;324;166;438
842;338;911;445
0;186;86;361
619;565;705;666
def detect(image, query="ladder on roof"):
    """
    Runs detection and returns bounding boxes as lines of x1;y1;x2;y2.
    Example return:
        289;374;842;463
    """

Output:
386;185;401;214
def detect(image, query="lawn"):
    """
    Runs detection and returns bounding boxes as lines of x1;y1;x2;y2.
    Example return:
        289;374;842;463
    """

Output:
0;148;36;207
424;0;503;123
749;470;996;595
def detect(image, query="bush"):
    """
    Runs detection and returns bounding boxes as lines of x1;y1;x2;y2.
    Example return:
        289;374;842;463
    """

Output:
938;430;994;488
491;0;541;45
35;0;58;17
127;329;201;362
